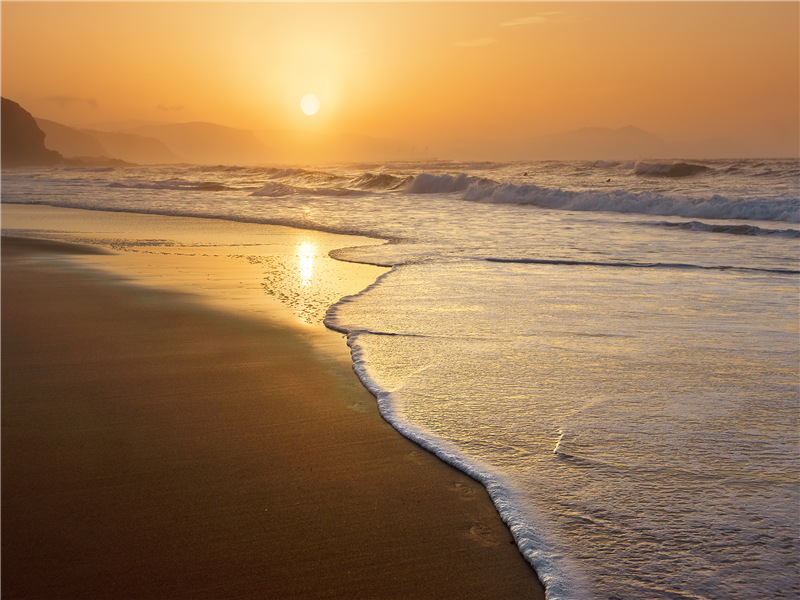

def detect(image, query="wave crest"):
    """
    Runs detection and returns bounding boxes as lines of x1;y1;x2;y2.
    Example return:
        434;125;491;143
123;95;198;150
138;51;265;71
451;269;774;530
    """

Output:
407;172;496;194
349;172;412;190
107;179;233;192
461;180;799;222
653;220;800;237
634;161;711;177
269;167;348;185
250;181;361;198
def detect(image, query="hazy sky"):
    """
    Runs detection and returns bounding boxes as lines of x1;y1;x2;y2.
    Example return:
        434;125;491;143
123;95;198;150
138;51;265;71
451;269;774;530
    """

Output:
2;1;798;158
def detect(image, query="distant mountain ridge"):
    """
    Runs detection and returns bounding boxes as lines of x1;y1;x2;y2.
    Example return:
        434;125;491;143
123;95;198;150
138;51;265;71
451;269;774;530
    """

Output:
7;98;767;166
36;119;108;158
89;129;182;164
32;115;280;165
31;113;420;165
36;119;181;164
127;122;270;165
88;119;171;132
37;119;265;165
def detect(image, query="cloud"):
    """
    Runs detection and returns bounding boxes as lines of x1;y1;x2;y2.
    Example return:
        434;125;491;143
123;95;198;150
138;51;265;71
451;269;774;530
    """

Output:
453;11;570;49
43;95;98;109
501;12;567;27
453;37;497;48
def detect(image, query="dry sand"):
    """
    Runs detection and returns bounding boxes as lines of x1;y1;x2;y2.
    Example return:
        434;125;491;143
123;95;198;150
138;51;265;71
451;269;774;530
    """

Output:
1;211;545;599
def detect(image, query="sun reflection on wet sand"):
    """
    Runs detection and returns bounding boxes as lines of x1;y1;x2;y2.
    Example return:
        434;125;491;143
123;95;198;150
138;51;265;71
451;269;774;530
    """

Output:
1;205;388;331
297;241;316;286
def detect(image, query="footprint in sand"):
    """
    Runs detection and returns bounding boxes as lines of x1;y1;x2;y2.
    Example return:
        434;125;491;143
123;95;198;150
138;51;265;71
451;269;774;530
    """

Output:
453;481;478;500
469;522;500;546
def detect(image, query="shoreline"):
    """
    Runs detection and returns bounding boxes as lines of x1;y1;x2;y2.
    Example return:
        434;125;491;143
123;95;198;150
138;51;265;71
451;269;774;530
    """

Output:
0;204;391;368
1;208;545;598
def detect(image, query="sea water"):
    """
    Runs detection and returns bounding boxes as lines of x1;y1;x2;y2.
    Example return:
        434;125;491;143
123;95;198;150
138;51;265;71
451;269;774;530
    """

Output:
3;159;798;599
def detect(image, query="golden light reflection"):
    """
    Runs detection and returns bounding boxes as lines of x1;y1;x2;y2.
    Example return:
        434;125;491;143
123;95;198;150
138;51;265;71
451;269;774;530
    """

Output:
297;241;316;286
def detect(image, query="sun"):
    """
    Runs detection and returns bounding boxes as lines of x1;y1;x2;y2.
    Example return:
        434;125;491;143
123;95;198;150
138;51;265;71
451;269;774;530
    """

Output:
300;93;320;116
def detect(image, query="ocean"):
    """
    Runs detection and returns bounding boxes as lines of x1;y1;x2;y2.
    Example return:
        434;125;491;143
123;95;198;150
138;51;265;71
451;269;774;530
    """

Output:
3;158;799;599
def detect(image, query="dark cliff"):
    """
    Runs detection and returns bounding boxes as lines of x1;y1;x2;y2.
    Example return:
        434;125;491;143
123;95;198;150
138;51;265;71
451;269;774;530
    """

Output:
2;98;63;167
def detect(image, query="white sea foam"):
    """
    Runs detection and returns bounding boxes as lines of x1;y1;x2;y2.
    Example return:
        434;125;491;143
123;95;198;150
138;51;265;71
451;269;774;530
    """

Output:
324;319;592;600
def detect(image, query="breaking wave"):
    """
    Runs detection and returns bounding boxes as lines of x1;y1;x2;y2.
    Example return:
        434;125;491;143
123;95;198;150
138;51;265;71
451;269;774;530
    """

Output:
250;181;363;198
484;257;800;275
107;179;234;192
459;179;799;222
269;167;348;185
652;220;800;237
593;161;711;177
80;160;799;224
349;172;412;190
406;172;497;194
634;161;711;177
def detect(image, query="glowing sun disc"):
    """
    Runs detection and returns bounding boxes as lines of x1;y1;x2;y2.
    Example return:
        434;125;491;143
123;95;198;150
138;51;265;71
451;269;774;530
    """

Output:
300;93;320;116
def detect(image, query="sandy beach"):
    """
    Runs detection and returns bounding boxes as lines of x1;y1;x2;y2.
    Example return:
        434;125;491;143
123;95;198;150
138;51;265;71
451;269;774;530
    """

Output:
1;207;544;599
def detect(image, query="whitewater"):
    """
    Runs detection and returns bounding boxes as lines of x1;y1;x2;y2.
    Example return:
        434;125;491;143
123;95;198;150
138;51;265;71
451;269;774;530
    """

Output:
2;158;799;599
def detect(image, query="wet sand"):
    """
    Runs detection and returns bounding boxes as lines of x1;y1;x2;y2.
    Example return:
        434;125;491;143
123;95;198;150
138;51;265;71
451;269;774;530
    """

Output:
1;221;545;599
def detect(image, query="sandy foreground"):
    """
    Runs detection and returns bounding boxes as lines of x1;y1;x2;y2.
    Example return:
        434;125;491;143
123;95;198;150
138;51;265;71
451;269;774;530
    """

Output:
2;206;545;599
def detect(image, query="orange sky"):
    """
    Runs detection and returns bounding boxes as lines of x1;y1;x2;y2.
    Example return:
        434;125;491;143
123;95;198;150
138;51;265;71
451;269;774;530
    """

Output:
2;1;798;159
